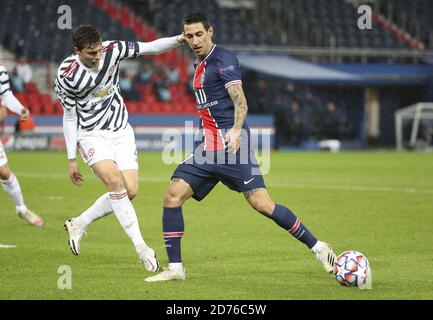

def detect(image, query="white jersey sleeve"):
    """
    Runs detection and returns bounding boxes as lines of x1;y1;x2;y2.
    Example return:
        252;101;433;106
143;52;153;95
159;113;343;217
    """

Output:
0;65;25;115
115;36;182;61
63;107;78;160
55;59;79;159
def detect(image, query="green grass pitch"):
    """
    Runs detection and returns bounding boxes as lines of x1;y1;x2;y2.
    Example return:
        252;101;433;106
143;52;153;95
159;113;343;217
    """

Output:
0;151;432;300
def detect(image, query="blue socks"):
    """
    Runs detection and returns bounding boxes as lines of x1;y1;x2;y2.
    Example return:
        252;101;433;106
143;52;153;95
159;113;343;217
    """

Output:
162;204;317;263
162;207;184;263
271;204;318;249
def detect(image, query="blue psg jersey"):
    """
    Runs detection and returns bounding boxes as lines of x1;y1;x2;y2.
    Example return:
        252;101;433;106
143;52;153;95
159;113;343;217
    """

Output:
193;45;250;151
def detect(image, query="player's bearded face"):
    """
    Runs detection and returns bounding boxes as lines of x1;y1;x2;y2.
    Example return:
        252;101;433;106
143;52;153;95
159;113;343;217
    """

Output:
75;41;103;69
184;23;214;59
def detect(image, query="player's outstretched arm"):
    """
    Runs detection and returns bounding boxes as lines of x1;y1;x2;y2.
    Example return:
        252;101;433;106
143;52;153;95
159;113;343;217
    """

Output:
137;34;185;55
225;83;248;153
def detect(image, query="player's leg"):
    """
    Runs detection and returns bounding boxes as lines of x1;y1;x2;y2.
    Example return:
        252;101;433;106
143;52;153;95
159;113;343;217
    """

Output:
146;161;217;282
0;157;43;226
118;168;159;271
145;177;193;282
70;170;139;236
70;161;139;233
120;169;139;200
91;159;158;272
164;178;193;260
244;187;336;273
109;125;159;271
64;134;115;255
65;127;144;259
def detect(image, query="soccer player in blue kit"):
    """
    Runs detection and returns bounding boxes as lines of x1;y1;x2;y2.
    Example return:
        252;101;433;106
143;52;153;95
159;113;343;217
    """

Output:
145;13;337;282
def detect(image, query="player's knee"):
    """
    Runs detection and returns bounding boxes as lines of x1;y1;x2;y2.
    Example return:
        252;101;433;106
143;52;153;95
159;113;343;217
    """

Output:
163;190;183;207
104;173;125;191
0;172;9;181
127;185;139;200
0;166;11;181
248;196;273;216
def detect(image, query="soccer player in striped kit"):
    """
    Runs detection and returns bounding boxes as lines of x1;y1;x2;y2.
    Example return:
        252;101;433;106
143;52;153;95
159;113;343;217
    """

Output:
145;13;337;282
0;65;44;226
55;25;185;272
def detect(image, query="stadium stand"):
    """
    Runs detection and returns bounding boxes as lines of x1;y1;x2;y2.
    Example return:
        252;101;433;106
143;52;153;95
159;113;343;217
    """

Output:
255;0;410;49
378;0;432;49
0;0;197;115
1;0;432;149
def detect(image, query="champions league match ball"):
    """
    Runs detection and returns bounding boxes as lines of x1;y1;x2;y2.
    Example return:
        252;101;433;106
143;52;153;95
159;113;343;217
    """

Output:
334;251;372;290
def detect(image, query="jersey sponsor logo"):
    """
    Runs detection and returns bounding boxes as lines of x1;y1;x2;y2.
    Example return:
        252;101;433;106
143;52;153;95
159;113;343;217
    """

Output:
93;86;115;98
197;100;218;110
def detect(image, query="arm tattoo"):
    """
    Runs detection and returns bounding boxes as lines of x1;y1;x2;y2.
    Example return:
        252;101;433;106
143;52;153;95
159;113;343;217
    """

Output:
227;84;248;130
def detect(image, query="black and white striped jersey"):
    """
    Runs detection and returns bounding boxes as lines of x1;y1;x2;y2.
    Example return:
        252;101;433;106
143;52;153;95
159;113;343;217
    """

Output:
0;65;11;96
54;40;141;132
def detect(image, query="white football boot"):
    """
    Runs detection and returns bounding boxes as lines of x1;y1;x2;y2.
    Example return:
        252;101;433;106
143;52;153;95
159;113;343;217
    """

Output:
313;241;337;274
64;218;86;255
145;265;185;282
138;247;160;273
18;209;44;227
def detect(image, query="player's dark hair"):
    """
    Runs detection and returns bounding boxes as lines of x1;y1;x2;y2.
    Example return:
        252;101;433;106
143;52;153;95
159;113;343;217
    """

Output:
183;13;211;31
72;24;101;50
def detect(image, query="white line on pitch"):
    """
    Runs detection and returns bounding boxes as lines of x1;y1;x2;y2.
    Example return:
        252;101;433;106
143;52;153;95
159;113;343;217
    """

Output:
15;172;433;195
0;244;17;249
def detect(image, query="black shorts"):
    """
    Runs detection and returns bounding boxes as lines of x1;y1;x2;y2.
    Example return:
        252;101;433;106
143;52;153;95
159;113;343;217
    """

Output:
172;150;266;201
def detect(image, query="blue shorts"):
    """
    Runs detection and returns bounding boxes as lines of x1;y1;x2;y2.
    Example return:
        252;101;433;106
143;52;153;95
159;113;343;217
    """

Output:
172;150;266;201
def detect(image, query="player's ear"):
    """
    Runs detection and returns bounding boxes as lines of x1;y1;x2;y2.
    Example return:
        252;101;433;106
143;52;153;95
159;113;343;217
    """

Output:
208;26;214;37
73;47;80;55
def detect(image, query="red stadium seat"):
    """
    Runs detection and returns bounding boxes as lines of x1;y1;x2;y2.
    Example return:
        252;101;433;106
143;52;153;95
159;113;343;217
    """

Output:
53;101;63;114
25;82;39;94
40;94;53;114
120;7;131;28
14;92;27;106
125;101;139;114
26;93;42;114
138;102;150;114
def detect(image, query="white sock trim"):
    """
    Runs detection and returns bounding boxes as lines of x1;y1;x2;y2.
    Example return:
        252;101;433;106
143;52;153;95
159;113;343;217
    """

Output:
311;240;323;253
169;262;184;273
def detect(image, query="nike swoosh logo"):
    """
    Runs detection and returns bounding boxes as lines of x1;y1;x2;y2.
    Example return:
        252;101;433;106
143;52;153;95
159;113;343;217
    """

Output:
243;178;255;185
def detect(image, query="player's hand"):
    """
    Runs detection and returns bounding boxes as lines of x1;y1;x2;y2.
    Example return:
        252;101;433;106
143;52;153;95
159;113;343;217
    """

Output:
176;33;186;44
20;108;30;121
68;159;83;186
224;128;241;153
